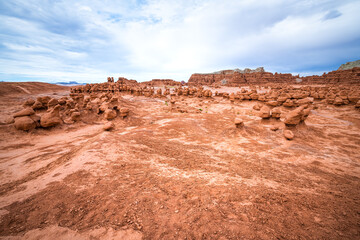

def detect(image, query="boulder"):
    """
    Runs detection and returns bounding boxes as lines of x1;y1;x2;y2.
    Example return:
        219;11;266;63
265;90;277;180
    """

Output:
23;98;35;107
14;116;36;131
259;105;271;119
253;102;262;111
120;108;130;118
13;108;35;118
271;107;281;119
283;106;307;125
40;105;62;128
284;130;294;140
333;97;344;105
70;112;81;122
99;102;109;112
266;100;278;107
104;109;117;120
103;122;114;131
297;97;313;106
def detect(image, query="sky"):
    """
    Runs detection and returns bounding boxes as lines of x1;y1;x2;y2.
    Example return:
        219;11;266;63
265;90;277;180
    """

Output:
0;0;360;83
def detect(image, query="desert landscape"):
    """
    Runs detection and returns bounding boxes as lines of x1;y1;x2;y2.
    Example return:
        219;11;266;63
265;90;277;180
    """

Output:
0;64;359;239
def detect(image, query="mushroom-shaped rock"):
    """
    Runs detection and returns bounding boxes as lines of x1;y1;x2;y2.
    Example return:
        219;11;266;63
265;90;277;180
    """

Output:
120;107;130;118
40;105;62;128
13;108;35;118
234;118;244;128
14;116;36;131
104;109;117;120
283;106;307;126
259;105;271;119
271;107;281;119
284;130;294;140
103;122;114;131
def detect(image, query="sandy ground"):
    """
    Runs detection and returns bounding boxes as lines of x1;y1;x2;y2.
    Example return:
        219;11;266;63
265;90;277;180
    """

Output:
0;83;359;239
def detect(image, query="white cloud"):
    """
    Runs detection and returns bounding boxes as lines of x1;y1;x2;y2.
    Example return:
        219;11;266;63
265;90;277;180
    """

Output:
0;0;359;83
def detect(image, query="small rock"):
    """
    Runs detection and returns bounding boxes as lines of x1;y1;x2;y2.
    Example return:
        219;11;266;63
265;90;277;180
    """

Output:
120;107;130;118
270;125;279;131
103;122;114;131
284;130;294;140
234;118;244;128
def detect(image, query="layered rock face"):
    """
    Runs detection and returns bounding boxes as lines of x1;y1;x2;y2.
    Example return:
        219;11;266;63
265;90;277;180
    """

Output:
188;68;298;86
188;66;360;86
301;67;360;85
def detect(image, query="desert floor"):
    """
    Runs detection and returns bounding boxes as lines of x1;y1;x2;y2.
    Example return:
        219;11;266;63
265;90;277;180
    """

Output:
0;83;359;239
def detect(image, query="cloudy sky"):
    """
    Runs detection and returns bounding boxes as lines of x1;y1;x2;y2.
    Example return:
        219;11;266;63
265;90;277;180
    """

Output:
0;0;359;83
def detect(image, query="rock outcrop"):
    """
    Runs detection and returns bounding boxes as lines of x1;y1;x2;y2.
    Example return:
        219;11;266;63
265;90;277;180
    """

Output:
338;60;360;70
40;105;62;128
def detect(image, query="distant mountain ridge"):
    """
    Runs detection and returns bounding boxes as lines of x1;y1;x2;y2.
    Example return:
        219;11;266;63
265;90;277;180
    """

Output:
55;81;87;86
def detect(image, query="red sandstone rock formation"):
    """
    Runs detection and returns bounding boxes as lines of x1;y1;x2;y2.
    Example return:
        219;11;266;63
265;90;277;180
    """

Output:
188;67;360;86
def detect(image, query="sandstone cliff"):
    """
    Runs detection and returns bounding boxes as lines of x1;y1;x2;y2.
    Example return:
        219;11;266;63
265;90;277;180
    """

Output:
188;66;360;86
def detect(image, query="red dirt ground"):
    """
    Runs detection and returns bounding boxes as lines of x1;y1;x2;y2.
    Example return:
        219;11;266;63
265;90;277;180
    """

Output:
0;83;359;239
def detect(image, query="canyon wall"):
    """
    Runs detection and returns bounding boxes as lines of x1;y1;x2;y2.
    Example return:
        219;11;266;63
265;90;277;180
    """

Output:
188;67;360;86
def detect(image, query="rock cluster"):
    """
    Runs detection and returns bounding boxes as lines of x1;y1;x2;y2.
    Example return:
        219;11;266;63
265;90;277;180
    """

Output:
11;92;131;131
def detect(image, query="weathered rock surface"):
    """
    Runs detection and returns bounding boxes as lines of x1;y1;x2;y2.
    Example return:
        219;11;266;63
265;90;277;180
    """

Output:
284;106;308;125
40;105;62;128
13;108;35;118
14;116;36;131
